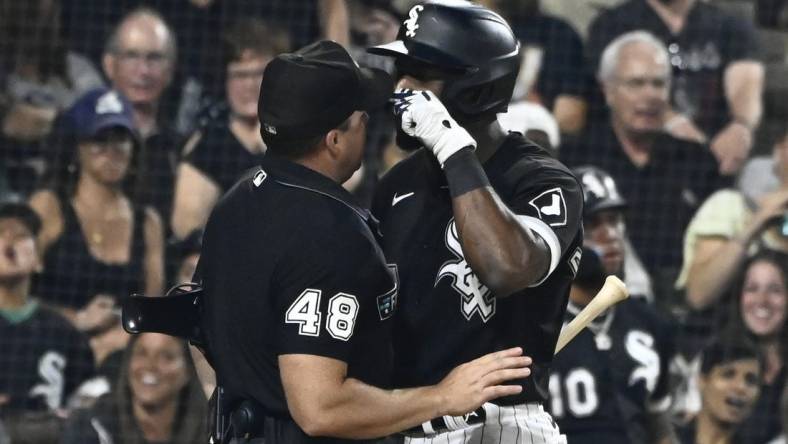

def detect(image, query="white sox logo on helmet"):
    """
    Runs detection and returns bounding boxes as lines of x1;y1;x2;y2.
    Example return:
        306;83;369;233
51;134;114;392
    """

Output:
436;219;496;322
404;5;424;38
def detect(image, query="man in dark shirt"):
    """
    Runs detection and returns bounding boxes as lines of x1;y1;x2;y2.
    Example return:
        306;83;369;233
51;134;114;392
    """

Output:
548;167;676;444
102;8;180;225
369;1;583;441
199;40;532;444
561;31;727;290
585;0;763;175
0;196;95;442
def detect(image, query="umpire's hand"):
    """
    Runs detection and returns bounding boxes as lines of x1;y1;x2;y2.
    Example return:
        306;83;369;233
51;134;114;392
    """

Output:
432;347;531;416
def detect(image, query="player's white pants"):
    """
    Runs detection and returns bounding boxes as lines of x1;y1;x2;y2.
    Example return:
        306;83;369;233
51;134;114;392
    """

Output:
403;403;566;444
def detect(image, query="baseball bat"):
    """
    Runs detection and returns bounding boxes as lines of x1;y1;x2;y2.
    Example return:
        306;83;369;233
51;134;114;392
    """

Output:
554;275;629;354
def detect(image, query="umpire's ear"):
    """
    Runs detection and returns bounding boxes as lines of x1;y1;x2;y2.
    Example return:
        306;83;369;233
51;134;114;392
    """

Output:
322;128;342;160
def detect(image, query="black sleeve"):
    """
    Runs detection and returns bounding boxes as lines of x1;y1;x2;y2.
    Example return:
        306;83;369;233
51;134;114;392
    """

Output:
274;219;391;362
508;167;584;283
722;14;760;62
183;130;221;186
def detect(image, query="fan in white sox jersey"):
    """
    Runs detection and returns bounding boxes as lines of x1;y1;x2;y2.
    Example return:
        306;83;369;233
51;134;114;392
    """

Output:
547;166;676;444
0;197;95;431
369;2;583;442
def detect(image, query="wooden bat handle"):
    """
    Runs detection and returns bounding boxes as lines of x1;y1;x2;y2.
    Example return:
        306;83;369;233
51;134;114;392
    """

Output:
554;275;629;355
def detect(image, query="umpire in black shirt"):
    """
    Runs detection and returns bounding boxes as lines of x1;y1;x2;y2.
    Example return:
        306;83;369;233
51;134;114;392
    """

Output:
198;40;533;444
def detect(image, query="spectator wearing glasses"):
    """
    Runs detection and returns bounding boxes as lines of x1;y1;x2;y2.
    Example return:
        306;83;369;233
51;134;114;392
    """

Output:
29;88;165;366
585;0;764;176
102;7;180;229
561;31;727;293
171;18;289;240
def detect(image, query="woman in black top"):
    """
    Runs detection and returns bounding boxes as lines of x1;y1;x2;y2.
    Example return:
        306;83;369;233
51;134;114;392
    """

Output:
170;18;289;239
29;88;164;364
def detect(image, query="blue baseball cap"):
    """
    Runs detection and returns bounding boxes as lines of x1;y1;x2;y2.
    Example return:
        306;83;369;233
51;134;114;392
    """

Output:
66;88;138;141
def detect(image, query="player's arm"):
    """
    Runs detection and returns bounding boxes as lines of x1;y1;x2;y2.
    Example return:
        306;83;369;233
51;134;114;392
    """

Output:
280;348;530;439
392;90;574;295
450;178;550;296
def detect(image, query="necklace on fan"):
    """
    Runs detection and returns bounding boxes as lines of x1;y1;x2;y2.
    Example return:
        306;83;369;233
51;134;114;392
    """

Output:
90;231;104;246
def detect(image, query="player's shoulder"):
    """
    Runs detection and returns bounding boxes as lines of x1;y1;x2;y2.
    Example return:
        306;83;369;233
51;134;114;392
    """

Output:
493;133;581;190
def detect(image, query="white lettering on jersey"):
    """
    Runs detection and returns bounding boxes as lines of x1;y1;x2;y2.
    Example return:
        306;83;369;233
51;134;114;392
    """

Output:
567;246;582;278
285;289;361;340
436;219;496;322
566;368;599;417
555;368;598;418
528;187;567;227
548;373;564;417
626;330;660;393
326;293;359;341
285;289;322;337
29;351;66;410
404;5;424;37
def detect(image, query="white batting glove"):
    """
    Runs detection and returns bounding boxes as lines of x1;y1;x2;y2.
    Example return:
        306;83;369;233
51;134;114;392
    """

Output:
391;89;476;167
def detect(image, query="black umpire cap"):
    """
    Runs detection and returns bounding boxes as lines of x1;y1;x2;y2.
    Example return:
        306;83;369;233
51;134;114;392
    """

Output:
258;40;393;149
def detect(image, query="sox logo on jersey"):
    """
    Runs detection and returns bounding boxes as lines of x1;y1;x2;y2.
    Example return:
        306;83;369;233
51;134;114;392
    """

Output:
436;219;496;322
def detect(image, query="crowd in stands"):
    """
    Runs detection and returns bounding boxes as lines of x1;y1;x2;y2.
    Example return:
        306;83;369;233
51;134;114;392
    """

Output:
0;0;786;442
